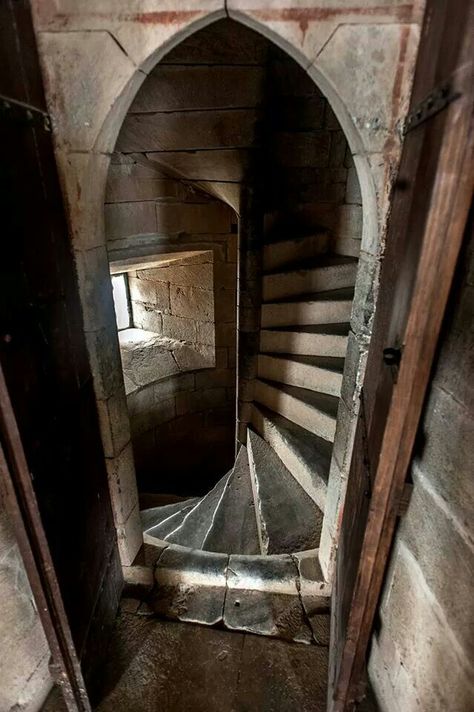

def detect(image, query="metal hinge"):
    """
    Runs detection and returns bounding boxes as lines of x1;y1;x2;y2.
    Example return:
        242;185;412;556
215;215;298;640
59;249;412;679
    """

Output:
0;95;51;132
403;82;460;134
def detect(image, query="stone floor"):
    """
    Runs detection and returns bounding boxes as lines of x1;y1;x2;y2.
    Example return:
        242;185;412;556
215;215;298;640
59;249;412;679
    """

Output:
45;609;328;711
43;607;378;711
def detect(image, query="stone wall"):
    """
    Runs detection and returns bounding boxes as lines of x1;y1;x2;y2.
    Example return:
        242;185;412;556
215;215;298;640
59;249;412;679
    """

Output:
0;505;52;712
368;229;474;711
128;370;235;495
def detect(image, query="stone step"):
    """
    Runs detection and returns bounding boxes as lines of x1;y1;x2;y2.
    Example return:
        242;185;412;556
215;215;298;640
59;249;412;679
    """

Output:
151;544;330;642
254;379;338;442
263;232;329;272
141;498;200;542
251;405;330;511
165;470;233;548
203;446;260;555
257;354;343;397
259;325;349;358
263;256;358;302
247;429;323;555
261;290;353;328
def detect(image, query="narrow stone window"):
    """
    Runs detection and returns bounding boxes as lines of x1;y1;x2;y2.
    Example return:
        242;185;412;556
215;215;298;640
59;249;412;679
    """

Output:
111;273;132;331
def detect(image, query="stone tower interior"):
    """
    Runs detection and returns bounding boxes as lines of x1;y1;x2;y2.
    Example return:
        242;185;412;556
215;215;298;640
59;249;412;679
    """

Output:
0;2;472;712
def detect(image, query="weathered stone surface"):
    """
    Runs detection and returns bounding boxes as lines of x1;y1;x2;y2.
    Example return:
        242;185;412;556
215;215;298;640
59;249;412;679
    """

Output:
261;294;353;328
119;330;179;387
161;314;197;342
203;446;260;555
153;373;195;403
273;131;330;168
105;442;139;526
260;325;349;358
130;65;264;112
0;509;52;712
170;284;214;321
224;554;312;642
263;257;357;301
106;161;180;203
254;379;338;442
172;343;215;372
143;500;200;542
117;109;259;152
117;502;143;566
105;201;157;241
317;23;419;154
147;148;249;183
129;275;170;309
247;430;323;554
166;471;232;548
369;542;474;712
153;546;228;626
155;202;233;235
263;232;329;272
122;565;154;598
251;406;330;511
257;353;343;397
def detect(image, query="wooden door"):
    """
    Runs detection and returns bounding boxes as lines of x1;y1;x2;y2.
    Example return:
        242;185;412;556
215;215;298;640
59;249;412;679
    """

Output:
0;0;122;702
329;0;474;708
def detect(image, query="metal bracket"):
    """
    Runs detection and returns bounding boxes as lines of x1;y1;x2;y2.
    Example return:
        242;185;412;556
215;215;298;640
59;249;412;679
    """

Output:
0;95;51;132
403;82;460;134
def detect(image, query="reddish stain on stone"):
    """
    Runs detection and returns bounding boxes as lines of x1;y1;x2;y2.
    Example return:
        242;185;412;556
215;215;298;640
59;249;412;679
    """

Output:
128;11;200;25
253;5;414;24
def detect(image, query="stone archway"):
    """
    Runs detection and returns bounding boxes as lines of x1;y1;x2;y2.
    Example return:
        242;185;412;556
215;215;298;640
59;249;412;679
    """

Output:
31;2;420;569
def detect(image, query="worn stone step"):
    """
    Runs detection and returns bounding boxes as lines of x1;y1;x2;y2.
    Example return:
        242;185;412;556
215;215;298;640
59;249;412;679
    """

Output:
263;257;358;302
259;324;349;358
142;498;200;542
165;470;233;548
151;545;330;642
257;354;343;397
263;232;329;272
203;446;260;555
261;290;353;328
247;429;323;555
254;379;338;442
251;405;330;511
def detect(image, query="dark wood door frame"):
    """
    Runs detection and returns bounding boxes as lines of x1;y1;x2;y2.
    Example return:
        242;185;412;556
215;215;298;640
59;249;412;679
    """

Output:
329;0;474;709
0;364;91;712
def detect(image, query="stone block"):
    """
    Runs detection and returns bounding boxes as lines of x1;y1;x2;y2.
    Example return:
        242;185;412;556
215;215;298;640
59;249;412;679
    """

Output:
195;369;235;390
215;348;228;368
223;554;312;643
131;302;163;333
340;330;368;411
215;322;236;348
96;390;131;458
162;314;197;342
329;130;347;166
154;262;214;290
214;288;236;323
195;320;215;346
155;201;233;235
37;31;138;152
214;263;237;290
147;148;249;183
351;251;380;337
117;108;259;152
153;546;228;626
129;276;170;309
105;442;138;526
398;479;474;658
105;201;157;241
345;162;362;204
370;542;474;712
317;23;419;154
120;333;179;388
273;132;330;168
106;162;180;203
130;65;264;113
74;245;117;332
173;343;215;372
154;373;196;403
176;387;227;416
170;285;214;321
412;384;474;532
116;503;143;567
85;325;123;400
122;565;154;598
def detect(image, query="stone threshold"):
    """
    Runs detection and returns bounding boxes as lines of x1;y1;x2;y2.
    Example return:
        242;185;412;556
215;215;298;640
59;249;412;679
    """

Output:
143;537;331;645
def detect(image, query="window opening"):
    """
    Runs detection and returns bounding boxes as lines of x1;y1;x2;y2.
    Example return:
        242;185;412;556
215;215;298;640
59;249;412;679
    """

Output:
111;273;132;331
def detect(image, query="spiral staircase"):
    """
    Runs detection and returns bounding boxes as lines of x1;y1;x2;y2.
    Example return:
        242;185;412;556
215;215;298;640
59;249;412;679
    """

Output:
141;230;357;644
